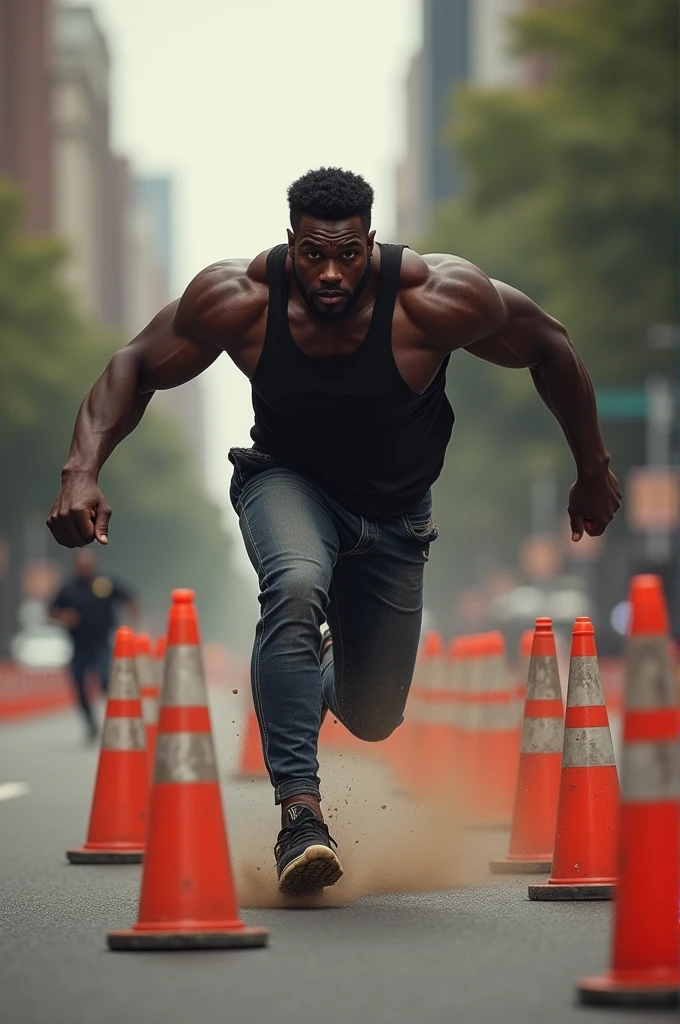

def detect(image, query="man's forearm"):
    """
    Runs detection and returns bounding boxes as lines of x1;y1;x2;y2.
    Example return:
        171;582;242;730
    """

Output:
530;335;610;477
62;349;151;481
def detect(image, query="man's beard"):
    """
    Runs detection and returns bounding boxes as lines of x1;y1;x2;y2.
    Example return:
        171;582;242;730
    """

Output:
292;256;373;322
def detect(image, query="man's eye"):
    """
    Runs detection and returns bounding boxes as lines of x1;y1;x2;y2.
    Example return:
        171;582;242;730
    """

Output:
343;251;356;260
307;251;321;259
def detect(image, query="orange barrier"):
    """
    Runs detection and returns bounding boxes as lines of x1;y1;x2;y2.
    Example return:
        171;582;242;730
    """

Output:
0;663;72;720
67;627;148;864
490;617;564;873
578;576;680;1007
529;618;618;900
108;589;269;951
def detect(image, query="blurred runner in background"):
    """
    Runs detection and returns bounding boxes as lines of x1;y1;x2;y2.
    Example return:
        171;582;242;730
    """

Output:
49;551;138;741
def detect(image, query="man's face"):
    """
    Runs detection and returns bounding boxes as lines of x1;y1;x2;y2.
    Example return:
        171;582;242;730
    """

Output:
75;551;96;580
288;215;376;322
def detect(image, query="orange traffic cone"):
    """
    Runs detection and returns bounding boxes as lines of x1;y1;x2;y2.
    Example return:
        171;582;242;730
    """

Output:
516;628;534;707
578;576;679;1007
155;635;166;675
135;632;159;774
67;627;148;864
108;589;268;950
529;617;618;900
235;694;268;780
413;631;457;797
490;618;564;873
469;632;518;826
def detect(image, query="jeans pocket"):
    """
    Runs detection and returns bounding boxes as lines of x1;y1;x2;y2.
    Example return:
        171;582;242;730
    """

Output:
401;491;439;544
228;447;278;510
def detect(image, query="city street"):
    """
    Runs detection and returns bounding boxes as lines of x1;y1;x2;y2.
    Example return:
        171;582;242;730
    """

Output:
1;695;671;1024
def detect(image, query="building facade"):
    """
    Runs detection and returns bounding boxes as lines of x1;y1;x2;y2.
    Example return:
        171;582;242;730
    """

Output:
395;0;559;242
51;4;111;321
0;0;53;233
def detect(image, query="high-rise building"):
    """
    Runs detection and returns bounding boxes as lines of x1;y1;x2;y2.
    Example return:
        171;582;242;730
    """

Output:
395;0;560;241
0;0;53;233
395;0;470;242
127;174;208;485
51;4;111;321
471;0;525;86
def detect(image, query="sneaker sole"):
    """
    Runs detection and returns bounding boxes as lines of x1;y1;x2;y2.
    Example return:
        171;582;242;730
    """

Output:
278;844;343;896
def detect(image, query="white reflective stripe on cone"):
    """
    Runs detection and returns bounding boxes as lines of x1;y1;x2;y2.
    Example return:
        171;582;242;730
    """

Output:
411;699;456;725
477;702;518;731
474;655;510;695
621;739;680;802
521;716;563;754
154;733;217;783
162;646;207;707
624;637;676;709
562;726;616;768
135;654;156;689
527;656;562;700
566;657;605;707
108;658;138;700
141;697;158;724
102;718;145;751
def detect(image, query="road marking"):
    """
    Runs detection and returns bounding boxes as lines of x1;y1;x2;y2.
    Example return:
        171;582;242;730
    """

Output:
0;782;30;802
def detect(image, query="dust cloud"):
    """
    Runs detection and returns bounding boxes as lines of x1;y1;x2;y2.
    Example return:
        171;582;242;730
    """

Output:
228;751;501;909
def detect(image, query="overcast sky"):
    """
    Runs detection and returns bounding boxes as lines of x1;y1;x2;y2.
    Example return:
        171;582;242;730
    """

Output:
63;0;421;545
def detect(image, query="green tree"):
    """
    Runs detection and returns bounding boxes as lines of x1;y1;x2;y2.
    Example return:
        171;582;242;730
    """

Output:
0;181;245;647
417;0;677;625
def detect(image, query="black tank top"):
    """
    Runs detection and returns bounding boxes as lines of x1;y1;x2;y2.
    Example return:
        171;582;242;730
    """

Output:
249;243;455;518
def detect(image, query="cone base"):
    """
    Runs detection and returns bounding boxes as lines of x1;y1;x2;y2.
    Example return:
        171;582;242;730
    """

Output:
578;972;679;1008
489;858;551;875
107;925;269;951
67;846;143;865
528;882;614;901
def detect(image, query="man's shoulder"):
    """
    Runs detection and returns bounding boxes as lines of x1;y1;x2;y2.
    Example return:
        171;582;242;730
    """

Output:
397;248;505;338
175;249;276;341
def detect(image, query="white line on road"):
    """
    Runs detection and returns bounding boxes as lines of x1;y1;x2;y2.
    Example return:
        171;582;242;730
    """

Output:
0;782;30;802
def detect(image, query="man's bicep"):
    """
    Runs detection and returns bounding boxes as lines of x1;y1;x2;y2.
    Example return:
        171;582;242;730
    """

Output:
130;300;221;394
464;281;568;369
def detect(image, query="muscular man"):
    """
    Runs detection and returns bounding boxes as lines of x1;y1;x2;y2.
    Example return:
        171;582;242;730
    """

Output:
47;167;620;894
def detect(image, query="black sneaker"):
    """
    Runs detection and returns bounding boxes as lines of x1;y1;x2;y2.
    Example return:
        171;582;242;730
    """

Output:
275;804;343;895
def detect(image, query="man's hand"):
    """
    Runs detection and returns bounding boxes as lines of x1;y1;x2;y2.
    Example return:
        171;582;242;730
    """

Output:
568;465;622;541
47;473;112;548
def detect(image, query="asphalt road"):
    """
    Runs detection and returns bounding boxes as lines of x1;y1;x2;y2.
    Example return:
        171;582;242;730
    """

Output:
0;696;673;1024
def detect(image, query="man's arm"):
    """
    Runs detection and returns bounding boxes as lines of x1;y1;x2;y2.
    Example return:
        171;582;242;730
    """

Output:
48;588;80;629
47;292;221;549
463;280;621;540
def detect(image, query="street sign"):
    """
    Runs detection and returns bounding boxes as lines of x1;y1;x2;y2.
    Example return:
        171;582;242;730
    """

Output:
596;389;648;421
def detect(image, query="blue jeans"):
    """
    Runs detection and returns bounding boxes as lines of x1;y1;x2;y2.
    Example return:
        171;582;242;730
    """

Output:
229;447;439;804
70;639;111;729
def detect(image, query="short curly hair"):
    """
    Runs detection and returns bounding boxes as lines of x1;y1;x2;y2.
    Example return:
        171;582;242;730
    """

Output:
287;167;374;233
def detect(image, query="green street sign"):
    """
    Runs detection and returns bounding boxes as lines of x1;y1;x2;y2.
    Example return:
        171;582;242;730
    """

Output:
596;388;648;421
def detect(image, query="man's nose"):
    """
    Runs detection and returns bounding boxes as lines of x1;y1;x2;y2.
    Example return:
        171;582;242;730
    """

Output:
319;262;342;284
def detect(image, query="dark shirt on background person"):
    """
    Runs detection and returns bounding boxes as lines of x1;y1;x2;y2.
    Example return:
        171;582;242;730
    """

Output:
49;551;137;740
51;573;133;645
